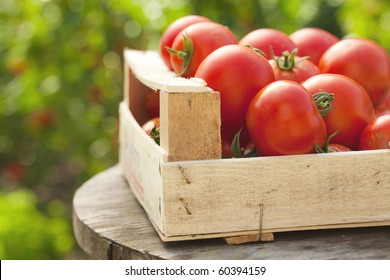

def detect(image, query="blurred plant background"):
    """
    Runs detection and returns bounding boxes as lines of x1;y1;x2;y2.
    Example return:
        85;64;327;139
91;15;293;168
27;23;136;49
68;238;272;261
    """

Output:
1;0;390;259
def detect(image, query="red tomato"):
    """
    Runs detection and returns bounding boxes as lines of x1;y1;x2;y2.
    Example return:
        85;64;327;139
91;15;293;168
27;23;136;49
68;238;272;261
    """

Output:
268;49;320;83
289;27;339;65
169;22;238;77
246;80;327;156
159;15;211;71
328;144;351;153
319;38;390;107
375;107;390;117
376;108;390;117
315;139;352;153
195;45;275;140
239;28;296;59
302;74;375;150
379;90;390;108
359;114;390;150
375;90;390;117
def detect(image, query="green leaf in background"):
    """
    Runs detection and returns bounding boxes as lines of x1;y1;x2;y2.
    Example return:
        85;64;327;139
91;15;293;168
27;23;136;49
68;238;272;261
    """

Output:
0;189;74;259
338;0;390;50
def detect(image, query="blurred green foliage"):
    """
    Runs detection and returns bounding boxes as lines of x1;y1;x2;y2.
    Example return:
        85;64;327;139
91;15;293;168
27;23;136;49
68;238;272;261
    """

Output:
338;0;390;47
1;0;389;259
0;189;73;259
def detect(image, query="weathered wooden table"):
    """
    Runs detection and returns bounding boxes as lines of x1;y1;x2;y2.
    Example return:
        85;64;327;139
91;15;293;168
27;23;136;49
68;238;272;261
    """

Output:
73;165;390;260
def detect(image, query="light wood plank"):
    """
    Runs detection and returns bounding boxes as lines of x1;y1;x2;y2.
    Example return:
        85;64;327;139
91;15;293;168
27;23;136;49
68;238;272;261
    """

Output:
224;233;275;245
159;91;222;161
119;102;166;232
161;150;390;237
124;49;213;93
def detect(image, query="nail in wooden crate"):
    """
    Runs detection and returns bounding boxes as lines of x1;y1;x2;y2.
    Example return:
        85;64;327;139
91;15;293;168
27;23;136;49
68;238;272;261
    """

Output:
119;49;390;244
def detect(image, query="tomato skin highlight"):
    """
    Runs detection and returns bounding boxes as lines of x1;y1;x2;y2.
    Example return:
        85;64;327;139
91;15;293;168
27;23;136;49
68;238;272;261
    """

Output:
359;114;390;150
246;80;327;156
239;28;296;59
302;74;375;150
159;15;211;71
289;27;339;65
319;38;390;107
195;45;275;140
170;22;238;78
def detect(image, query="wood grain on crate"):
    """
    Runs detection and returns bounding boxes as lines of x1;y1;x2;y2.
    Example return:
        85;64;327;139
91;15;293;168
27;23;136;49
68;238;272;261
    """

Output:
159;91;221;161
119;102;166;232
160;151;390;238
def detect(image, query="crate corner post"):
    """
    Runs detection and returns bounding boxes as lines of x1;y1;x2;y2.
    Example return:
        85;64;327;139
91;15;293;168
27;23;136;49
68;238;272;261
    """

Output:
159;90;222;162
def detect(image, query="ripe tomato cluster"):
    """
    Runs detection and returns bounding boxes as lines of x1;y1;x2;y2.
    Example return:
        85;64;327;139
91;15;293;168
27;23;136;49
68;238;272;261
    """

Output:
144;15;390;158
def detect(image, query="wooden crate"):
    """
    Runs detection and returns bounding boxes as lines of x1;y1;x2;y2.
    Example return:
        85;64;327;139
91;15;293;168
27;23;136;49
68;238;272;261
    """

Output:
119;49;390;244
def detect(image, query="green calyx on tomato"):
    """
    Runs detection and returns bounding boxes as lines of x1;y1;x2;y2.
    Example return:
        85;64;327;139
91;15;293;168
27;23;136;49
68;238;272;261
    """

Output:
150;126;160;145
230;129;258;158
312;91;334;117
271;48;308;71
314;131;338;153
166;32;193;76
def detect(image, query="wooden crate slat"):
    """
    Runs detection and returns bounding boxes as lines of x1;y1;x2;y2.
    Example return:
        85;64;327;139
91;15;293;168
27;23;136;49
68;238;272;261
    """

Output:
124;49;213;93
161;150;390;236
159;90;221;161
119;102;166;231
150;220;390;242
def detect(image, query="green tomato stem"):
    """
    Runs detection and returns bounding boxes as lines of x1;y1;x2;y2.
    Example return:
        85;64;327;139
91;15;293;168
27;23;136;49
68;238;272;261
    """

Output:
314;131;339;153
313;91;335;117
165;32;193;76
230;128;258;158
230;128;245;158
271;48;310;71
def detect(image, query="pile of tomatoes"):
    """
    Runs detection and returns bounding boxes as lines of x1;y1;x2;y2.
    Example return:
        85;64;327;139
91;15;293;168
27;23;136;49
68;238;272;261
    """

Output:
143;15;390;158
